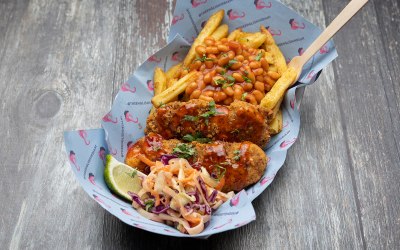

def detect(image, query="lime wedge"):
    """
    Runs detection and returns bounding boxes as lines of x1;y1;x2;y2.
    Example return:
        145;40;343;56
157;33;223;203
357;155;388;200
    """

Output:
104;154;145;201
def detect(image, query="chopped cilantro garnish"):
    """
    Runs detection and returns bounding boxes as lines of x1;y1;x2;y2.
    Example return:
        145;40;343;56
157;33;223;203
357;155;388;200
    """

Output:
159;102;166;108
144;199;154;211
255;52;263;61
226;75;235;83
224;59;238;69
220;70;226;75
243;76;252;83
183;115;199;122
172;143;196;159
131;169;137;178
212;165;226;180
183;132;211;143
214;78;227;86
243;70;249;75
233;150;241;161
241;92;248;101
222;82;234;89
195;54;214;62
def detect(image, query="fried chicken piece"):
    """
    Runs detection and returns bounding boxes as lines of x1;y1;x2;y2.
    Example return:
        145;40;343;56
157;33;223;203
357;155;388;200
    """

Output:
125;133;268;192
145;99;271;148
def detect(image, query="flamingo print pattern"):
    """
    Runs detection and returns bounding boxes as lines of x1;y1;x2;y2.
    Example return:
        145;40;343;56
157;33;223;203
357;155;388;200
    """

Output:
78;130;90;145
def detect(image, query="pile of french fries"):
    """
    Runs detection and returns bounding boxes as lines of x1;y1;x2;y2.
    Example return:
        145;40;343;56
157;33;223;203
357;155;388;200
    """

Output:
151;10;297;136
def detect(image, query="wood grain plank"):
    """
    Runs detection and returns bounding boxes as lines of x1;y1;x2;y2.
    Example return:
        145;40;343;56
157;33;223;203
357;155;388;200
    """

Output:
322;0;400;248
0;0;120;249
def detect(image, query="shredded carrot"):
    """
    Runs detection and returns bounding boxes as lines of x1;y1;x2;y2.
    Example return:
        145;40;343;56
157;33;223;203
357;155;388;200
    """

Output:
136;153;156;166
214;176;225;191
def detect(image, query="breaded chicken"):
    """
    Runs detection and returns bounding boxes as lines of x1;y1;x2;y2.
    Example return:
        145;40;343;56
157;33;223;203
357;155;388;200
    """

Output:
145;99;271;148
125;133;268;192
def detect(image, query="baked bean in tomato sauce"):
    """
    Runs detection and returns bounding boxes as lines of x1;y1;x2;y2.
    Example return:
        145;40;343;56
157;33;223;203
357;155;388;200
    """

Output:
179;37;281;105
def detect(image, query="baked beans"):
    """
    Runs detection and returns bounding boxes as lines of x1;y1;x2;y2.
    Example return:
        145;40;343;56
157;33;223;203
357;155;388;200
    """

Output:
182;36;279;105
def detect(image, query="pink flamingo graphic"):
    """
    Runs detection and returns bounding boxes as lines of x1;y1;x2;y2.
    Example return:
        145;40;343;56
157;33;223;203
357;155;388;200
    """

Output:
78;130;90;145
121;82;136;93
191;0;207;8
320;44;329;54
213;218;233;230
89;173;103;189
230;193;241;207
254;0;272;9
147;80;154;91
102;112;118;124
99;147;106;164
121;208;132;216
266;26;282;36
69;150;80;171
93;194;111;208
172;13;184;25
283;121;289;128
227;9;246;20
280;137;297;148
172;51;181;61
289;19;306;30
290;96;296;109
148;55;161;63
124;111;139;123
132;223;146;229
260;174;276;186
298;47;304;56
306;70;316;80
164;228;176;233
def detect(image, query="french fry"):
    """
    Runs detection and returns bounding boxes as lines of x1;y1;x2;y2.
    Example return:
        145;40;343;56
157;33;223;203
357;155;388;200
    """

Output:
165;63;182;81
227;29;241;40
236;32;268;48
152;72;198;107
268;110;283;135
153;67;167;96
211;24;229;40
270;96;284;119
260;67;297;110
260;25;287;76
183;10;224;67
167;78;178;88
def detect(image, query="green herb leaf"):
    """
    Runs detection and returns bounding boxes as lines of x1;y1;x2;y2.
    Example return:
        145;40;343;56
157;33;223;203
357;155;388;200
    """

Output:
222;82;234;89
255;52;263;61
224;59;238;69
226;75;235;83
241;92;248;101
243;76;252;83
214;78;227;86
182;132;211;143
233;150;241;161
159;102;166;108
172;143;196;159
131;169;137;178
145;199;155;211
195;54;214;62
183;115;199;122
244;70;249;75
152;145;161;151
212;165;226;180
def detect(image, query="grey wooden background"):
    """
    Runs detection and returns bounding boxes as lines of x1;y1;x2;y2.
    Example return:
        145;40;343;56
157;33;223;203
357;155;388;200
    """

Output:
1;0;399;249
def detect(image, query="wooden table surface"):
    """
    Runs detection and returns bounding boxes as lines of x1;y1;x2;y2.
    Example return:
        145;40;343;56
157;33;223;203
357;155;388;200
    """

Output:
1;0;399;249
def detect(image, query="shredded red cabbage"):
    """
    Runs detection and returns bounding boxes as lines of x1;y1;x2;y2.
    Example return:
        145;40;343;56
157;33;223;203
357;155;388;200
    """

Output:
151;205;170;214
208;190;218;203
160;154;178;165
128;191;145;206
198;177;208;199
186;191;200;203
